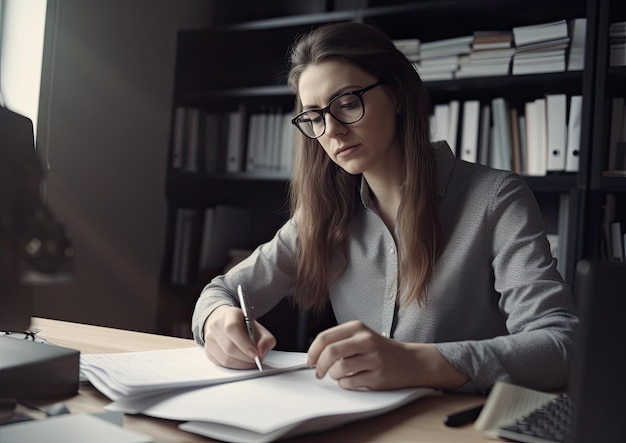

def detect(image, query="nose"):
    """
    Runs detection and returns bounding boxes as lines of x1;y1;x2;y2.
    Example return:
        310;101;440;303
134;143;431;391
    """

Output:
323;111;347;138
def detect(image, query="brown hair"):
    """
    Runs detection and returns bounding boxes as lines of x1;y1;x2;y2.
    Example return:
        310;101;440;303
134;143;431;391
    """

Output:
287;21;440;311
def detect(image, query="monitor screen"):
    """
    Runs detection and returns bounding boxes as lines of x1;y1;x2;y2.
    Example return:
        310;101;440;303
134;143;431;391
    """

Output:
570;259;626;442
0;106;38;332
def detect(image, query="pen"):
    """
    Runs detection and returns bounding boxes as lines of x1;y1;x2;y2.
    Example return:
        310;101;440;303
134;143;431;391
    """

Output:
237;284;263;372
443;404;484;427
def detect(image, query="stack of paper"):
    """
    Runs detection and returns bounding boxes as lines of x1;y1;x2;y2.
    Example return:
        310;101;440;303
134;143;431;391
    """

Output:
413;35;472;81
609;21;626;67
512;20;570;75
456;31;514;78
80;347;434;443
567;18;587;71
393;38;420;62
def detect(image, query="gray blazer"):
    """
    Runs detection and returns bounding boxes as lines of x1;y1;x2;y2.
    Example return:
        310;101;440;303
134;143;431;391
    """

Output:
192;142;578;393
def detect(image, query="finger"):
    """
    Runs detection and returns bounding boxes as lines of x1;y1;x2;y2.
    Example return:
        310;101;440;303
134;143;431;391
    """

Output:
314;336;365;379
327;354;368;381
254;322;277;358
307;321;365;367
222;309;263;361
207;307;260;366
204;339;255;369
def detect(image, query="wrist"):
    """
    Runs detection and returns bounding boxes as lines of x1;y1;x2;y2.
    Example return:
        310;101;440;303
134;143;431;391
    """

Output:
409;343;469;389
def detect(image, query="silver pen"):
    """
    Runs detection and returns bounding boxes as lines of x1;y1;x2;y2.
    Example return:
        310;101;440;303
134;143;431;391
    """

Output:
237;284;263;371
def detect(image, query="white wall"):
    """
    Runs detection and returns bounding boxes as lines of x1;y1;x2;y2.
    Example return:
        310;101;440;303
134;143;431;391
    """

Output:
33;0;213;333
0;0;47;137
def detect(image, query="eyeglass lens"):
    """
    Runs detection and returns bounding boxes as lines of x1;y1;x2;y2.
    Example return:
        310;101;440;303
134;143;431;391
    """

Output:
295;92;366;138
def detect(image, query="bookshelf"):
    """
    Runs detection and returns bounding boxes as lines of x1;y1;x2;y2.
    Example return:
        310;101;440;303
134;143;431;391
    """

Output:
157;0;616;340
583;0;626;264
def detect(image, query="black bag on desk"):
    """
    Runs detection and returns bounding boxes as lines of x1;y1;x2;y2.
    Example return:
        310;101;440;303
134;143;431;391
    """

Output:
0;336;79;401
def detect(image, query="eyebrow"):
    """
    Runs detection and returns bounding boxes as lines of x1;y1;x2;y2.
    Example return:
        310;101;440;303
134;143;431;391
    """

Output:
301;84;364;111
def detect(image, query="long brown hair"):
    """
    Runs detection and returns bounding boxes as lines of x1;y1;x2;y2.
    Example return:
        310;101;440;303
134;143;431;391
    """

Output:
287;22;440;311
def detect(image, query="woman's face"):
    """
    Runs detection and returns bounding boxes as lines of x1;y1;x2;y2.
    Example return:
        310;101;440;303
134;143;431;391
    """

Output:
297;59;400;177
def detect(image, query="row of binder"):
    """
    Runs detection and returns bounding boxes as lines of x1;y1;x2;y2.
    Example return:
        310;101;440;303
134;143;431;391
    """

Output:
430;94;582;176
170;106;295;175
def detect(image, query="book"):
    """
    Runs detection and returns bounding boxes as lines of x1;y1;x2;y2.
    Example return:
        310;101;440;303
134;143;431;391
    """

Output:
512;48;566;75
430;103;449;143
518;113;527;174
279;112;296;174
245;113;261;172
491;97;512;171
524;100;547;176
510;107;522;174
226;106;247;173
447;100;460;155
609;21;626;67
460;100;480;163
546;94;567;171
565;95;583;172
472;30;513;50
80;347;434;443
512;20;569;48
478;104;491;167
567;18;586;71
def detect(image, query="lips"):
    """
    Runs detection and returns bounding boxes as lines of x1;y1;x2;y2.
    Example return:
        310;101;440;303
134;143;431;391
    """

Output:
335;144;359;157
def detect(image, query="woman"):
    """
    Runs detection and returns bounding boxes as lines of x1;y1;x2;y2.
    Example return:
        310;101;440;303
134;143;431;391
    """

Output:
192;22;578;394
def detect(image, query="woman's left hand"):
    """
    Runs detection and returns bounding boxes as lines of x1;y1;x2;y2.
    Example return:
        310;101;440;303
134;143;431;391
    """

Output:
307;320;468;391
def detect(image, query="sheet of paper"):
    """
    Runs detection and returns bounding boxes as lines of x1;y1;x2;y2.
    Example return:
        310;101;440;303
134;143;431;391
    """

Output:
80;347;308;400
0;413;153;443
109;368;433;438
474;381;557;437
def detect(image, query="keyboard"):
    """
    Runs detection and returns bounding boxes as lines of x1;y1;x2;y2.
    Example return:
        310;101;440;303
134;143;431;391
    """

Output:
496;393;573;443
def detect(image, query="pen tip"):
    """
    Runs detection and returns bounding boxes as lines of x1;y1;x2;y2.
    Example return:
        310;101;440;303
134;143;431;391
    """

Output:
255;356;263;372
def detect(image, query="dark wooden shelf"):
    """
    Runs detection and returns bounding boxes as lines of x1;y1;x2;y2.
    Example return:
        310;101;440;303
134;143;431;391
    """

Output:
523;174;580;193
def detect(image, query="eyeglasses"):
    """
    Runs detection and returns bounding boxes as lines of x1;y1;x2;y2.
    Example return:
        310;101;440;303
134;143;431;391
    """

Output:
291;81;382;139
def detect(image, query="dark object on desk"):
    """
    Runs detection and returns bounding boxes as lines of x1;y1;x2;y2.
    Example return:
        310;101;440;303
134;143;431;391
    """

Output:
0;106;74;332
0;336;79;401
444;403;484;427
495;259;626;443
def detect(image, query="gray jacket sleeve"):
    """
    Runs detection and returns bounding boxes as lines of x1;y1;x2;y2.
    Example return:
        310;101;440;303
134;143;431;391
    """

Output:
433;172;578;393
191;218;298;345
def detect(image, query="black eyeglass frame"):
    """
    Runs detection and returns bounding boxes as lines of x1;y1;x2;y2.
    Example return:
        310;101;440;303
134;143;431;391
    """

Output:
291;80;383;139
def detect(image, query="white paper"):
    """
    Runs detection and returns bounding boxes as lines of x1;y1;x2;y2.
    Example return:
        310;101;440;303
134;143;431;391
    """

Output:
80;347;308;400
108;369;432;442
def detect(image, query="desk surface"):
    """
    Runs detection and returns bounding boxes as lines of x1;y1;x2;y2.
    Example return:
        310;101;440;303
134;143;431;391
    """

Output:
30;317;495;443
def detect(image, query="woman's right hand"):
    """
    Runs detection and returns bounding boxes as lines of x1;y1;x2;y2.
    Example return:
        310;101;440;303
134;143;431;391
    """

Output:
202;305;277;369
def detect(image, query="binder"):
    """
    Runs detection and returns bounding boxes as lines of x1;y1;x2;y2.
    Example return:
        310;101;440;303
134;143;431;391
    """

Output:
546;94;567;171
460;100;480;164
565;95;583;172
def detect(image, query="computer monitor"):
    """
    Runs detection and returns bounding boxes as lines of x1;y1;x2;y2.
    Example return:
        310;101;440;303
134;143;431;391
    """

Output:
569;259;626;442
0;106;38;332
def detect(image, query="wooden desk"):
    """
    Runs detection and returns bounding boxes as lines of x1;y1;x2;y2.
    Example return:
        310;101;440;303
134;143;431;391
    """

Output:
30;317;494;443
